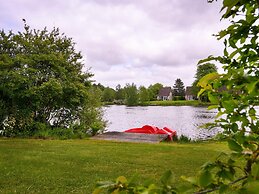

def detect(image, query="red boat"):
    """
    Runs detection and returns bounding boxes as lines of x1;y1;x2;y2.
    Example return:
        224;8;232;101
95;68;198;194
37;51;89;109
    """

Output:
124;125;177;141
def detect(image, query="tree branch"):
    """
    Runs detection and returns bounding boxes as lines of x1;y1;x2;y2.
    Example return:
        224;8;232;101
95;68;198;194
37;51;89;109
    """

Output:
194;176;247;194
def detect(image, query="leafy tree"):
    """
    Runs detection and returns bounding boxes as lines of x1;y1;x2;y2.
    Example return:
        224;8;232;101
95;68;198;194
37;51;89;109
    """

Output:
148;83;163;101
0;22;104;136
172;78;185;99
195;63;217;81
192;63;217;101
93;83;105;91
138;86;150;103
102;87;116;102
115;84;125;101
124;83;138;106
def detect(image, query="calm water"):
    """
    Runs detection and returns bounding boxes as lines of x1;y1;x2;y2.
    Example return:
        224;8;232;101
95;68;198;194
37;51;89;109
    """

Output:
103;105;220;140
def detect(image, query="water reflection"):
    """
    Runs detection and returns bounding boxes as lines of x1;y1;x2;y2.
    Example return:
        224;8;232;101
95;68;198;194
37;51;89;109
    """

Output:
103;105;221;140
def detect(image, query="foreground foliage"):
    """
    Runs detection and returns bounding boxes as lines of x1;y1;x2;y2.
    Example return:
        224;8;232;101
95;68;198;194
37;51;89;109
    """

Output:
192;63;218;102
0;22;104;137
195;0;259;192
95;0;259;193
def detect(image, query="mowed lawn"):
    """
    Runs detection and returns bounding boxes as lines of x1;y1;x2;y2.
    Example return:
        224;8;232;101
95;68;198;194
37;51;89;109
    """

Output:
0;138;228;193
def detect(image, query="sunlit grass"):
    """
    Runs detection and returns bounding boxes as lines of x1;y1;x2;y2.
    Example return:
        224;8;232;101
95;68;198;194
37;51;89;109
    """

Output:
0;138;228;193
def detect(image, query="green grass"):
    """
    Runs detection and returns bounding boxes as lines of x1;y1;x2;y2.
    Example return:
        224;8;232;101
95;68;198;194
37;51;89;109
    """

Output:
0;138;228;193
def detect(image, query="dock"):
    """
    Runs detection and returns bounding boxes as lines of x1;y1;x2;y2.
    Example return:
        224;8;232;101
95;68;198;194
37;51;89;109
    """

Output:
91;131;168;143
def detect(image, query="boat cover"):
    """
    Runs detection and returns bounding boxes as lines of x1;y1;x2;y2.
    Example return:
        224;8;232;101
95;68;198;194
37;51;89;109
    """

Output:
124;125;176;141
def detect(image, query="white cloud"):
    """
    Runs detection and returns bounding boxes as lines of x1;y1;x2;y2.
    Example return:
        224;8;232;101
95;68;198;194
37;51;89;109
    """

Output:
0;0;226;88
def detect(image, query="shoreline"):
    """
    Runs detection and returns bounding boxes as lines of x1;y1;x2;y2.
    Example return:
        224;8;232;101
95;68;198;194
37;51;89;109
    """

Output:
103;100;213;107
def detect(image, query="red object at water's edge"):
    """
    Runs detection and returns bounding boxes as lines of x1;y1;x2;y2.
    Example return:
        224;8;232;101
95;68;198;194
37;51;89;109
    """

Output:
124;125;177;141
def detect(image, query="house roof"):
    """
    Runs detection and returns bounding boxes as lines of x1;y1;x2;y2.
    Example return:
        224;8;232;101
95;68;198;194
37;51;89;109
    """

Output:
158;87;172;96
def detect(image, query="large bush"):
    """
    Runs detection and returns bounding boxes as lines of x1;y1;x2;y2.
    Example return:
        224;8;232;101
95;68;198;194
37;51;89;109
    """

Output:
0;22;105;137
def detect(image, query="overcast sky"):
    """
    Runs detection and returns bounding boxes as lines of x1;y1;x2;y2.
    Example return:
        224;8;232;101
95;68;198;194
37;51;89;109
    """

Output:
0;0;227;88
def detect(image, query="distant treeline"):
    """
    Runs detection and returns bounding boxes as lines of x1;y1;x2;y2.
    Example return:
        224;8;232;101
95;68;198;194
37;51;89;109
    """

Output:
94;62;219;106
93;80;186;106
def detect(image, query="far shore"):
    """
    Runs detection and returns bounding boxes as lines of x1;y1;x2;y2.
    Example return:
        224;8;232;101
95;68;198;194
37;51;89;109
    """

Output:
103;100;213;107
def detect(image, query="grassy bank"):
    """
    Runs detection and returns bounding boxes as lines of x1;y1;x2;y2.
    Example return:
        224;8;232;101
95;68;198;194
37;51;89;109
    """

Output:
0;138;227;193
142;100;211;106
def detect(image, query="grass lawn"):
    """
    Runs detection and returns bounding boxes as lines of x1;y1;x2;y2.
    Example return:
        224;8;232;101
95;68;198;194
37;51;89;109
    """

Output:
0;138;228;193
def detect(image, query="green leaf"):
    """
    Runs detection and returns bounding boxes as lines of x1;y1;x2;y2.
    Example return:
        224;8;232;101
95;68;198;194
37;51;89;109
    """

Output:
112;188;120;194
227;158;235;165
218;30;228;39
231;123;238;133
251;162;259;179
116;176;127;184
181;176;198;186
221;169;234;181
208;105;218;110
247;81;258;94
208;92;219;104
199;170;212;187
145;184;157;194
229;37;238;48
216;111;225;118
219;184;229;193
92;188;102;194
223;0;239;8
228;139;243;153
222;100;237;112
197;88;206;97
160;170;174;185
240;37;246;44
198;56;218;64
244;181;259;194
127;174;139;186
246;14;255;24
251;36;256;45
198;72;220;88
224;48;228;56
229;49;240;59
201;161;215;171
249;108;256;120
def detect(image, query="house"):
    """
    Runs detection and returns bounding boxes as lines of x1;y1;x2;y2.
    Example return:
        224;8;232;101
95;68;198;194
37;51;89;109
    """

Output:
157;87;172;101
185;86;196;100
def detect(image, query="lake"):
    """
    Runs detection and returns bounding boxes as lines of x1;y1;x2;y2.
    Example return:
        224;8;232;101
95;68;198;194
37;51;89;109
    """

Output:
103;105;220;140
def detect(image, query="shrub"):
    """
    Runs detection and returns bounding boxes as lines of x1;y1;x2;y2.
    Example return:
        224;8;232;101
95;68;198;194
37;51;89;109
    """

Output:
172;134;192;143
90;121;106;136
172;96;185;101
0;22;105;137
